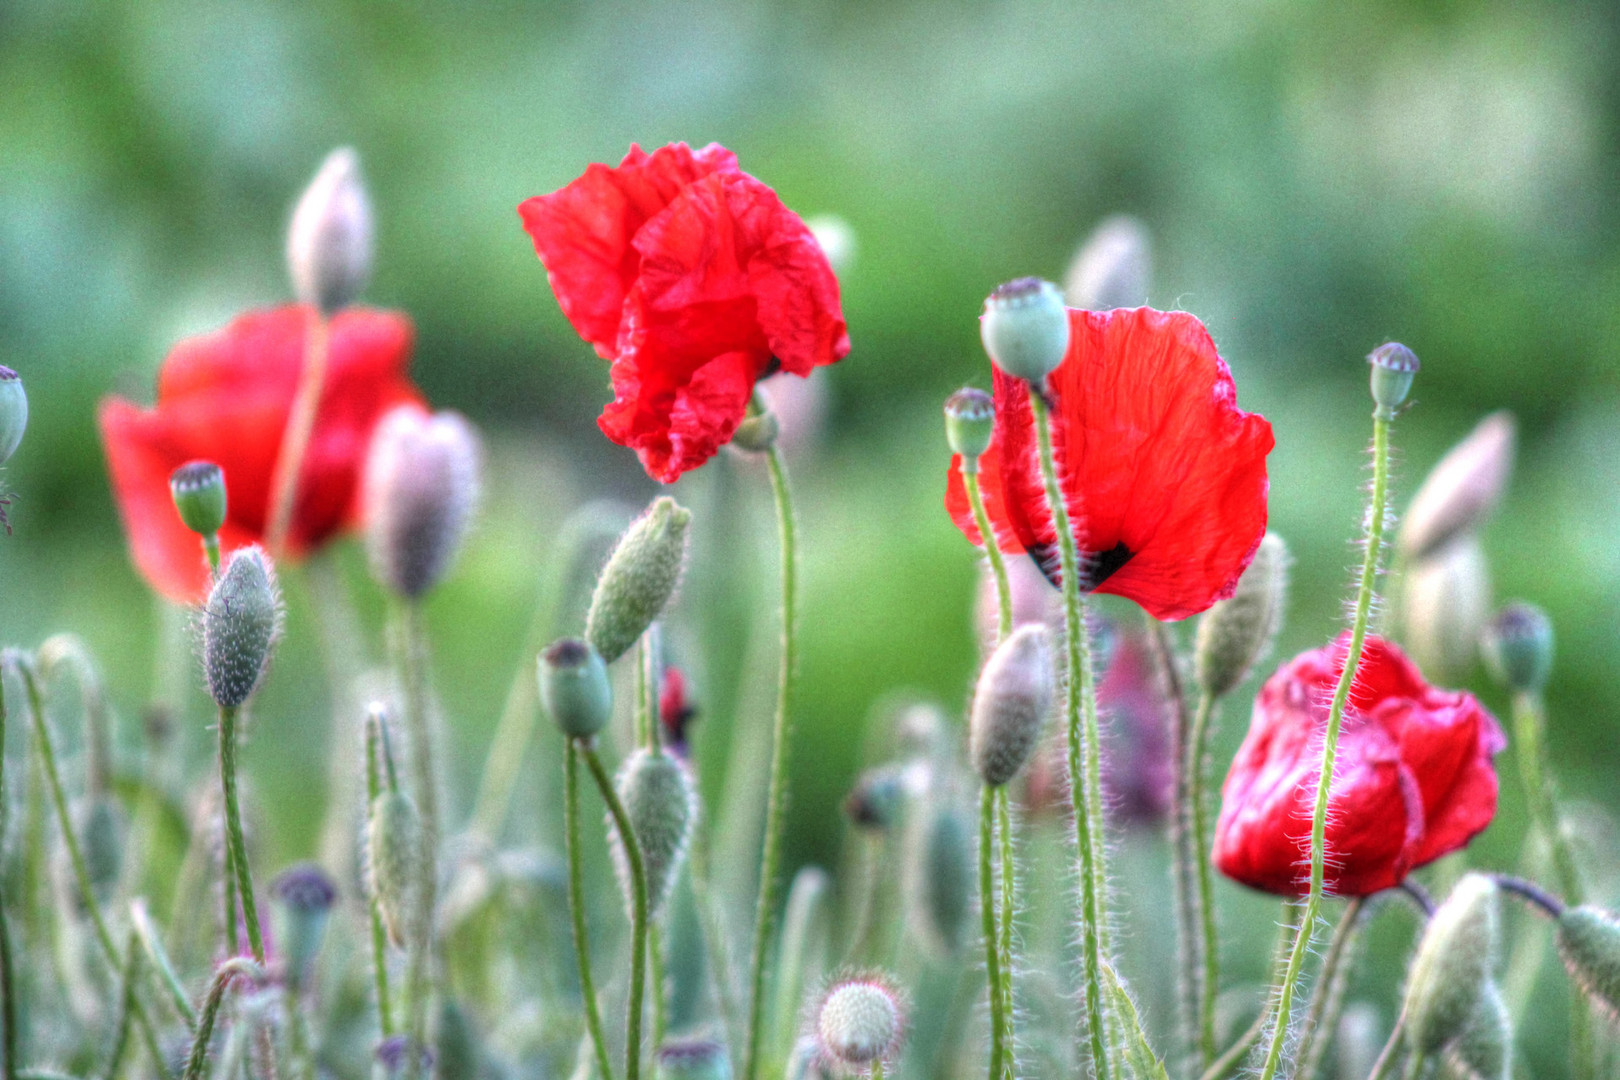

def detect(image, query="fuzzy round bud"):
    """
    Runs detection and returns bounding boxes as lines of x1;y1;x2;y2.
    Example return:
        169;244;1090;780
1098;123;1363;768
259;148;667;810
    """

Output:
362;407;481;599
1402;536;1490;684
0;367;28;466
731;408;780;453
287;147;373;314
1557;905;1620;1018
944;387;994;469
1368;342;1420;420
1062;215;1152;310
980;278;1070;383
1194;532;1287;698
1399;412;1516;561
657;1039;732;1080
269;861;338;990
202;547;283;708
844;765;908;831
611;748;697;920
814;977;907;1073
1404;873;1500;1055
586;497;692;663
970;625;1054;787
538;639;613;739
1445;981;1510;1080
1481;602;1554;694
905;796;973;957
169;461;228;539
367;789;422;947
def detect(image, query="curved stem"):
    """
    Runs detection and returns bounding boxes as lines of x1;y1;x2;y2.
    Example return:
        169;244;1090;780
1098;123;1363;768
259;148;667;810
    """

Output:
364;711;395;1037
980;787;1007;1080
1294;898;1367;1080
996;787;1015;1080
104;934;141;1080
743;446;798;1080
565;741;615;1080
182;958;265;1080
395;600;439;1080
583;744;650;1080
1159;619;1202;1074
265;311;329;556
1493;873;1565;918
131;898;198;1029
1186;690;1221;1067
217;705;263;963
963;469;1013;643
650;922;668;1048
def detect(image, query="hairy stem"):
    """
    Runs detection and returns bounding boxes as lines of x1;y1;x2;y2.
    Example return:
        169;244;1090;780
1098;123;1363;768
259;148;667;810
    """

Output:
364;711;396;1037
964;469;1013;643
217;705;263;963
996;787;1016;1080
1187;690;1221;1067
1293;898;1367;1080
980;786;1007;1080
583;743;650;1080
182;958;264;1080
131;899;198;1029
396;600;439;1080
565;741;615;1080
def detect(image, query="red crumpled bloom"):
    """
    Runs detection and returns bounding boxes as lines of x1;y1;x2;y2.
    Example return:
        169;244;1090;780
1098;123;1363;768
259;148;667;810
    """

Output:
99;305;421;603
1213;633;1505;898
945;306;1274;622
519;142;849;483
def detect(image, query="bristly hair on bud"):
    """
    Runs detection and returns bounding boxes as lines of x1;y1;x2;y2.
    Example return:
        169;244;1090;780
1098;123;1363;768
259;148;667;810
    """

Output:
980;277;1070;384
1404;873;1501;1055
201;546;283;708
538;638;613;739
1481;602;1554;695
610;747;697;921
1194;532;1288;699
1398;411;1516;561
170;460;228;538
811;972;909;1075
969;624;1054;787
0;365;28;466
1556;906;1620;1020
1062;214;1153;311
287;146;373;314
1445;981;1511;1080
944;387;994;470
656;1038;733;1080
366;788;422;947
1367;341;1420;420
586;496;692;664
362;406;483;600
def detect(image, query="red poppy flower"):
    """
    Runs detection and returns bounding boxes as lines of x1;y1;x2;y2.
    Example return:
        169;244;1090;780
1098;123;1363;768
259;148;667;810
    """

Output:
658;665;698;753
99;305;421;602
518;142;849;483
945;306;1273;622
1213;633;1504;898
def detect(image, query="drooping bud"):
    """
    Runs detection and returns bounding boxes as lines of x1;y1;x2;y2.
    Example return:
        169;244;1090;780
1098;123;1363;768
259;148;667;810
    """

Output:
434;998;481;1080
367;789;422;947
844;765;909;831
202;547;283;708
586;497;692;664
1445;981;1511;1080
1481;602;1554;695
813;975;908;1074
1062;215;1152;310
807;214;857;275
170;461;228;538
970;625;1054;787
657;1039;732;1080
1194;533;1288;698
1401;535;1490;685
269;862;338;991
287;147;373;314
731;404;781;453
538;639;613;739
1404;873;1500;1054
1556;906;1620;1018
980;278;1070;383
1398;412;1516;561
904;793;973;957
1367;342;1420;420
944;388;994;470
363;407;482;600
610;748;697;920
0;366;26;465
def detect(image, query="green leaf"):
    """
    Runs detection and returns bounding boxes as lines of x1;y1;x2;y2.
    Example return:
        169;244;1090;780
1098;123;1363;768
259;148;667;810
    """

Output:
1102;961;1171;1080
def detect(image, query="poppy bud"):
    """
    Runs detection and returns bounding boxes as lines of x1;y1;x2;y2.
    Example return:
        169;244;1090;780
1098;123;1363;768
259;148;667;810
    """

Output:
269;862;337;991
376;1036;434;1080
169;461;228;539
363;407;481;600
969;625;1054;787
1556;905;1620;1018
1404;873;1500;1055
1367;342;1420;420
1445;981;1511;1080
202;547;283;708
586;497;692;664
1062;215;1153;311
657;1039;732;1080
813;976;908;1074
367;789;422;947
610;748;697;920
980;278;1070;384
944;388;994;470
844;765;908;831
0;366;28;466
287;146;373;314
538;639;613;739
1398;412;1516;561
1401;536;1490;685
905;794;973;957
731;407;780;453
434;998;481;1080
1194;532;1288;698
1481;602;1554;695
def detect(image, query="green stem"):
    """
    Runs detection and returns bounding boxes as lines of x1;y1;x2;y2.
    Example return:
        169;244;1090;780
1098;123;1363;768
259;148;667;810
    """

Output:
687;822;741;1059
1257;414;1391;1080
1187;690;1221;1067
1398;1048;1425;1080
223;838;239;956
1201;903;1300;1080
583;744;650;1080
203;534;221;578
1293;899;1366;1080
1160;620;1201;1075
364;710;396;1037
743;445;798;1080
103;934;141;1080
0;672;13;1080
650;922;668;1048
564;742;615;1080
963;469;1013;642
217;704;263;963
996;787;1016;1080
980;787;1007;1080
182;958;265;1080
395;600;439;1080
131;899;198;1029
1029;393;1110;1080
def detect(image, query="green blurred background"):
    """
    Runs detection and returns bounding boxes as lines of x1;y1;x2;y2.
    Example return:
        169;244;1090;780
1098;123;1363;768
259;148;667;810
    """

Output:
4;0;1620;1071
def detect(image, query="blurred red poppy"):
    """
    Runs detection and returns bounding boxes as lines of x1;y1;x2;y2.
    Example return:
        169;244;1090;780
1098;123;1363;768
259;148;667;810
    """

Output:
658;665;698;754
519;142;849;483
1213;633;1504;897
99;305;421;602
945;306;1273;622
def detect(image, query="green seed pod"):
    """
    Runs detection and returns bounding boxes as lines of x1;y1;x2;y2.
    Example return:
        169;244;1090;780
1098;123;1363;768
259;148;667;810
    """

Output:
1195;533;1288;698
980;278;1070;383
0;366;26;466
1368;341;1420;420
611;748;696;920
1444;981;1511;1080
367;789;422;947
1556;905;1620;1019
1402;535;1490;685
944;387;994;469
1404;873;1500;1055
657;1039;732;1080
538;639;613;739
202;547;283;708
1062;214;1152;310
434;998;481;1080
1481;602;1554;695
170;461;228;538
731;408;780;453
586;497;692;664
905;793;973;957
813;976;908;1073
969;625;1054;787
77;795;125;903
269;862;337;992
843;765;909;831
287;147;373;314
363;407;482;599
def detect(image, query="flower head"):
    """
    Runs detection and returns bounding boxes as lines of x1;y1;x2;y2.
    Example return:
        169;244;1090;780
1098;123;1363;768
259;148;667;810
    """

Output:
519;142;849;482
1213;633;1504;897
812;974;909;1075
946;306;1273;621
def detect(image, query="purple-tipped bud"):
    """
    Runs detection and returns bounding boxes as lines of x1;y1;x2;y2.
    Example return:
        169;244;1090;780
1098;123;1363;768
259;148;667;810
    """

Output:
269;862;337;990
1481;602;1554;694
287;147;373;314
376;1036;434;1079
538;639;613;739
944;387;994;469
980;278;1070;383
170;461;228;538
657;1038;732;1080
813;975;909;1074
1399;411;1516;561
363;407;482;600
969;625;1054;787
0;366;28;466
1062;215;1152;310
1368;341;1419;420
202;547;283;708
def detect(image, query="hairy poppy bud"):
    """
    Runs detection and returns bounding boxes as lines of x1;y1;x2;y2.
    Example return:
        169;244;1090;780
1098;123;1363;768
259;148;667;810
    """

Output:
1398;412;1515;561
1404;873;1500;1054
269;862;338;991
1194;532;1288;698
1446;981;1510;1080
202;547;283;708
944;387;994;472
0;366;26;466
586;497;692;664
731;404;780;453
980;277;1070;384
169;461;228;539
1062;215;1152;310
611;748;696;920
363;407;482;599
813;975;908;1074
1402;536;1490;685
367;789;422;947
970;625;1054;787
538;639;612;739
287;147;373;314
1556;906;1620;1018
1481;602;1554;695
657;1039;732;1080
844;765;908;831
905;795;973;957
1367;342;1419;420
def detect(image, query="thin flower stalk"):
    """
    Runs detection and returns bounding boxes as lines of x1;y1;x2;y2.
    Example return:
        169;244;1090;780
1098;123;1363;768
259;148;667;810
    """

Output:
265;313;329;556
582;742;651;1080
131;899;197;1029
1291;898;1367;1079
365;711;397;1037
996;788;1015;1080
182;957;266;1080
218;703;264;963
963;469;1014;643
564;740;616;1080
394;599;440;1080
1186;689;1220;1064
980;786;1008;1080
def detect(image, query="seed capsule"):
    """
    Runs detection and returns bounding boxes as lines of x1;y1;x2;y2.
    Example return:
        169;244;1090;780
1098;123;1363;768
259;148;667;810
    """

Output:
980;278;1070;383
586;497;692;664
0;366;27;466
1367;341;1420;420
538;639;613;739
1481;602;1554;695
269;862;338;991
202;547;283;708
657;1039;732;1080
944;387;994;468
170;461;228;538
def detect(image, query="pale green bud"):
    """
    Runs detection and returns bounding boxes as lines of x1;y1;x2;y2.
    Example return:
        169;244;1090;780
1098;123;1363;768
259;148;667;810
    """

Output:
611;748;697;920
969;625;1053;787
1405;873;1500;1054
367;789;422;947
363;407;482;599
814;977;907;1072
1062;215;1152;310
980;278;1070;383
586;497;692;664
170;461;227;538
202;547;282;708
538;639;613;739
1195;533;1288;698
731;408;780;453
1557;905;1620;1019
1368;342;1420;420
1481;603;1554;695
1401;535;1490;685
1398;411;1515;561
944;388;994;469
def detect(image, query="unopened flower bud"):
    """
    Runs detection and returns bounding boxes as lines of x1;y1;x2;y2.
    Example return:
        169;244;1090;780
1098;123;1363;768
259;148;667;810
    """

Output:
1402;535;1490;685
434;998;481;1080
1368;342;1420;420
0;366;29;465
1557;905;1620;1019
1194;533;1288;698
363;407;481;599
611;748;697;920
367;789;422;947
657;1039;732;1080
731;407;780;453
287;147;373;314
944;388;994;469
814;976;908;1074
269;862;337;990
170;461;228;539
844;765;908;831
1404;873;1500;1055
980;278;1070;383
1481;602;1554;694
905;795;973;957
1062;215;1152;310
539;639;613;739
1399;412;1516;561
1445;981;1511;1080
202;547;283;708
970;625;1053;787
586;497;691;664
